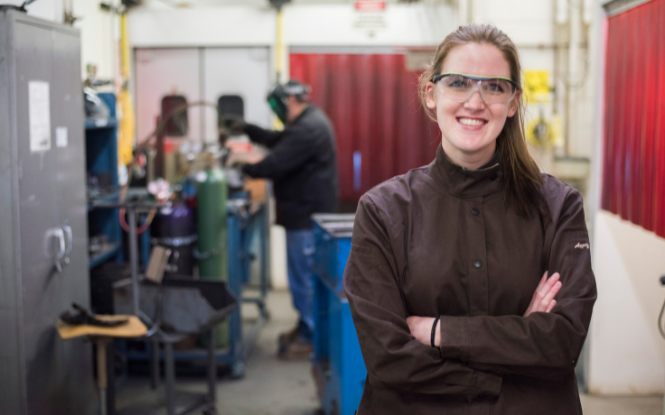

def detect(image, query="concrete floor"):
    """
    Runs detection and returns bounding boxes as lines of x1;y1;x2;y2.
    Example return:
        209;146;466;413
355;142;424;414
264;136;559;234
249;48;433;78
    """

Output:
116;289;663;415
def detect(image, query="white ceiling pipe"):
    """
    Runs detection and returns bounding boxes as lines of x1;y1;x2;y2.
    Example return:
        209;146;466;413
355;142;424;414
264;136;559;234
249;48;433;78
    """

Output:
583;0;593;24
457;0;469;26
566;0;581;155
568;0;581;82
556;0;568;24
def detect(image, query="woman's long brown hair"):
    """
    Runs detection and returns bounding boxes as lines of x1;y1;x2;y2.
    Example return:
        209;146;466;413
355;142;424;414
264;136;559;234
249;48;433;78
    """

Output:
419;24;551;228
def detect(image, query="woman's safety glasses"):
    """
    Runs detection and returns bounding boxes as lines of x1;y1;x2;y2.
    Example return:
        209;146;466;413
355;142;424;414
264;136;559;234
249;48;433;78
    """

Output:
431;73;519;106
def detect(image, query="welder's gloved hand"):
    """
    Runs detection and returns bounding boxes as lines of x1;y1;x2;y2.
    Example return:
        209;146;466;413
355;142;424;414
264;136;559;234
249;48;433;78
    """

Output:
222;115;246;136
60;303;129;327
230;160;249;171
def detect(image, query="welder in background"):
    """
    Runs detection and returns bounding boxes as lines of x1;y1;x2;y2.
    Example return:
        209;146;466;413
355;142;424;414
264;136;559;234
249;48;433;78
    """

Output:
232;80;338;359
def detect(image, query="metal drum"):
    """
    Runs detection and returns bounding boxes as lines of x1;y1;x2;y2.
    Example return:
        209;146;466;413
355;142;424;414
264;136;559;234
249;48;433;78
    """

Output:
151;203;197;277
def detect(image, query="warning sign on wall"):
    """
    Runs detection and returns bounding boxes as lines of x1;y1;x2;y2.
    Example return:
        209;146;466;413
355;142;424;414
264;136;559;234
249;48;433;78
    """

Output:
354;1;387;30
524;70;551;103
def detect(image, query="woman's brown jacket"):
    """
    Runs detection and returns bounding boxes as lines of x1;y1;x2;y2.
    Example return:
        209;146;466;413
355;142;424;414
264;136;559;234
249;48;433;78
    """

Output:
344;145;596;414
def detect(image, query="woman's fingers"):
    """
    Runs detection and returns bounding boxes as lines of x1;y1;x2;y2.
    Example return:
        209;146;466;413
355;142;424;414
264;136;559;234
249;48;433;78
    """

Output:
524;272;562;316
546;300;557;313
540;280;561;309
526;272;549;309
539;272;560;297
531;273;558;310
531;273;554;304
534;271;548;294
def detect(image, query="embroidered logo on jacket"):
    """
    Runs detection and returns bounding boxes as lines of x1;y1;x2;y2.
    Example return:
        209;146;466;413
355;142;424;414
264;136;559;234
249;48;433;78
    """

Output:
574;242;590;250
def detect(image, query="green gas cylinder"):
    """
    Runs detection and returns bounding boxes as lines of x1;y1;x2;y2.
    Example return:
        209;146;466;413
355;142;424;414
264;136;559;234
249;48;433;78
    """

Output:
196;160;229;346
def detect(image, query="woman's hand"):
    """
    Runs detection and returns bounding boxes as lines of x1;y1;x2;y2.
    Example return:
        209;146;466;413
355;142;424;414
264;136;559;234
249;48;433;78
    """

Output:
523;271;562;317
406;316;440;347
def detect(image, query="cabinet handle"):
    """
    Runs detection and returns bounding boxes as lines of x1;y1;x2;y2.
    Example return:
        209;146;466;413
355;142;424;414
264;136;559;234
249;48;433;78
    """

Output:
44;228;65;259
55;229;66;260
62;225;73;256
44;228;66;273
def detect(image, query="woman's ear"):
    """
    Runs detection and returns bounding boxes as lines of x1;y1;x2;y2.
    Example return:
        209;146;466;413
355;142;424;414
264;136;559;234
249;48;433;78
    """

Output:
425;82;437;109
507;89;521;117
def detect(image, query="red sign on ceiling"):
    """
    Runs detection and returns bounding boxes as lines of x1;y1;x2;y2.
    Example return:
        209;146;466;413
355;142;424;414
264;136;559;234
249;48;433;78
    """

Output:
354;1;386;12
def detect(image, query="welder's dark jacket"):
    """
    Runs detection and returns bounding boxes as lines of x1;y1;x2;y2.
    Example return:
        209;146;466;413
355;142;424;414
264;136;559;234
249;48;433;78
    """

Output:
344;144;596;414
242;105;338;230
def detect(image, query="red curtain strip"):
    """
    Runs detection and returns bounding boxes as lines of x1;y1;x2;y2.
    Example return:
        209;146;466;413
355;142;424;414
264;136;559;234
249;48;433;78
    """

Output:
602;0;665;238
290;53;440;201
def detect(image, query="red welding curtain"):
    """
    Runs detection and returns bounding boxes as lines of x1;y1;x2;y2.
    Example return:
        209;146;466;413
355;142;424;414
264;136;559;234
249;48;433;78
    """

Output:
602;0;665;238
290;53;440;201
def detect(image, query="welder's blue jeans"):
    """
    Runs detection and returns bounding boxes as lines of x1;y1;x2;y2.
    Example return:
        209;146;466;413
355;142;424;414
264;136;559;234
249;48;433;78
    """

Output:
286;229;315;344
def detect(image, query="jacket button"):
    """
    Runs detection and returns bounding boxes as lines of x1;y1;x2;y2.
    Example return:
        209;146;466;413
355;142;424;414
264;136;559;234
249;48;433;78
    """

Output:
471;208;480;216
473;260;482;269
489;173;498;181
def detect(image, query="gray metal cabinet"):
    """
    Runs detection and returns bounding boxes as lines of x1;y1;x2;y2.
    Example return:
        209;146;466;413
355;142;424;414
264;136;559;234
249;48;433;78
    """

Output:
0;9;95;415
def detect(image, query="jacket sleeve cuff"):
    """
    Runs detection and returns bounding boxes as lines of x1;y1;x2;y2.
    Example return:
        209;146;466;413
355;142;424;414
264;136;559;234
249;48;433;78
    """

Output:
439;315;469;361
243;123;262;139
241;163;255;177
475;370;503;397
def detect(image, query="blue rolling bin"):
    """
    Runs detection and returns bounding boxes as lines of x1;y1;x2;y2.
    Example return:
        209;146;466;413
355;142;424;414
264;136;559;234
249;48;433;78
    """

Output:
312;214;367;415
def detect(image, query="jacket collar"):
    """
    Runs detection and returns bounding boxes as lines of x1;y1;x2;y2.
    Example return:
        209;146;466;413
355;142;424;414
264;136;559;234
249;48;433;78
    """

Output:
430;143;503;198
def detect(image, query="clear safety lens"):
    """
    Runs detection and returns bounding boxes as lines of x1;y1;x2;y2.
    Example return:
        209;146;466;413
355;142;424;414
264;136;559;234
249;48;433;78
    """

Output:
436;74;516;105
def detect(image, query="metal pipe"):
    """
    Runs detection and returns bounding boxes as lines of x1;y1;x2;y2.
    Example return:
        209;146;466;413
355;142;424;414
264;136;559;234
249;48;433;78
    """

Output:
95;339;109;415
207;330;216;404
260;204;269;302
567;0;581;156
128;207;140;316
583;0;593;24
556;0;568;24
151;340;160;389
165;342;175;415
120;14;130;79
469;0;477;24
275;9;284;82
457;0;469;26
552;0;560;118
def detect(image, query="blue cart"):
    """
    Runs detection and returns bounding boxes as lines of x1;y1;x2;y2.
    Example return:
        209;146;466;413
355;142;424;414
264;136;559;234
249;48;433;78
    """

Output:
312;214;367;415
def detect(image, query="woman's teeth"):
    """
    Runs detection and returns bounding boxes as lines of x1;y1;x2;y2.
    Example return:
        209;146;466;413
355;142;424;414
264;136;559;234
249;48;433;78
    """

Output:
458;118;485;126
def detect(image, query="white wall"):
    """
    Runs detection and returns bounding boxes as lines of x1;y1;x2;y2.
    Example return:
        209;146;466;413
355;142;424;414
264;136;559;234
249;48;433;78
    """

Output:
4;0;119;80
127;2;457;98
589;211;665;394
127;6;275;48
73;0;120;80
128;3;456;47
3;0;63;24
284;4;455;46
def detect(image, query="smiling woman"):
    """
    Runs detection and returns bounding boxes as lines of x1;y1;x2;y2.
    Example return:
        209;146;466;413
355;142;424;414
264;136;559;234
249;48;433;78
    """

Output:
420;27;551;223
343;24;597;415
427;43;518;170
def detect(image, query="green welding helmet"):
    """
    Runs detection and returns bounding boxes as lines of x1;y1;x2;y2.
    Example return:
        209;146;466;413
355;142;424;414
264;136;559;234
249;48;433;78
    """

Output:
266;80;310;124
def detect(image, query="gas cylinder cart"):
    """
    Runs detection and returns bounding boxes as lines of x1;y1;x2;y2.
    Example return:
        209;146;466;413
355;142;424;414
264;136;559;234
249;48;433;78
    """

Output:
122;176;269;380
92;195;239;415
